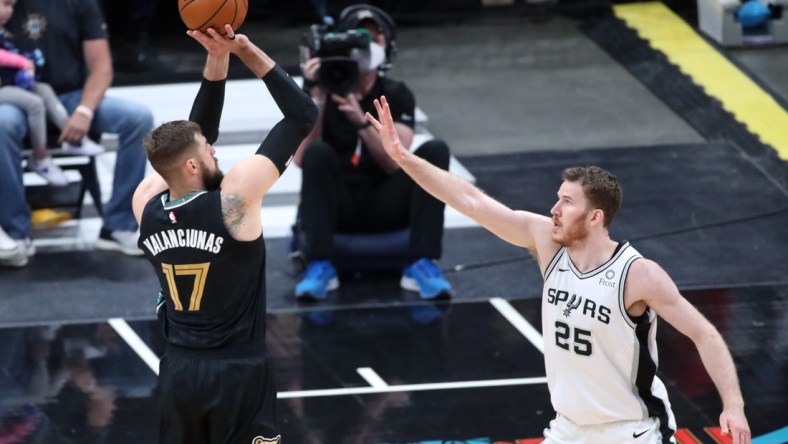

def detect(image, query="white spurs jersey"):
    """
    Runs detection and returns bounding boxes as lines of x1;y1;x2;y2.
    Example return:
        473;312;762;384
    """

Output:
542;241;676;432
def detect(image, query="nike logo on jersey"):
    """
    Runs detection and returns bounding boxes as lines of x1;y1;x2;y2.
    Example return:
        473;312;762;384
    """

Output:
401;113;413;121
557;268;569;272
633;429;649;438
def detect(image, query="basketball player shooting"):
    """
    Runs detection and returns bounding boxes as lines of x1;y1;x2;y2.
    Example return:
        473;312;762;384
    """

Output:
131;26;317;443
365;97;751;444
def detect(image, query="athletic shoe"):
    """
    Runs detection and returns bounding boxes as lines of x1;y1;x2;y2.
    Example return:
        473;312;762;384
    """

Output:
29;156;68;187
62;138;105;156
295;260;339;300
0;227;21;260
0;238;35;268
400;258;453;299
94;228;144;256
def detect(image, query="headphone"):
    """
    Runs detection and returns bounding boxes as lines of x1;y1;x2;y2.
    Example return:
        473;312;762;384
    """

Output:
338;4;397;69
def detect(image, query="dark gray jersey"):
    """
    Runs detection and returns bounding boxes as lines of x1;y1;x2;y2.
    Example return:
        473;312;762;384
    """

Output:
139;190;267;351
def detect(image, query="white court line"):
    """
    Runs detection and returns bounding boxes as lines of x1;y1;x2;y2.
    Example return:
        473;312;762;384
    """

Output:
276;376;548;399
108;318;160;375
110;300;547;398
108;320;549;399
357;367;389;388
490;297;545;354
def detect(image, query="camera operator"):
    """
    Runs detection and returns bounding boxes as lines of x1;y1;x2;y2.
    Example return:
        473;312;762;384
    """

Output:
293;4;453;301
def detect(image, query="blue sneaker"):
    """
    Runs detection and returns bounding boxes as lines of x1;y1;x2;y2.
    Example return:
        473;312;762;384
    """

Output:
295;260;339;300
400;258;453;299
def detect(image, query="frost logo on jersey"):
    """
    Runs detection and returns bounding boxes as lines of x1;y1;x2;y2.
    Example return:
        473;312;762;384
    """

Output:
562;294;582;318
599;269;616;288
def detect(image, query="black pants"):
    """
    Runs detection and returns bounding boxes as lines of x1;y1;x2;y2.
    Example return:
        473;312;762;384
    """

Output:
299;139;450;260
158;345;280;444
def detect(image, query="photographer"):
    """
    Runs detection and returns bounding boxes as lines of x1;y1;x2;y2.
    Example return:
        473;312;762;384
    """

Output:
293;4;453;300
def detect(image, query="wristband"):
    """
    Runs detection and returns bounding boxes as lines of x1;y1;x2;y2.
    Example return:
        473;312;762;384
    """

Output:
75;105;94;120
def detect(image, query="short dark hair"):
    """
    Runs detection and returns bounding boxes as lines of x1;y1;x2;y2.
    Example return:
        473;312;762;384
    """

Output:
143;120;202;180
561;166;622;227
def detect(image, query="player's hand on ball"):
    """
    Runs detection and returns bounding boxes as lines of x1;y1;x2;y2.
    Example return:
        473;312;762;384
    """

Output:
187;25;245;54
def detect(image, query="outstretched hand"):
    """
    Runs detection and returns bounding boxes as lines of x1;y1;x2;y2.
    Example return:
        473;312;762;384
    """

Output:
187;25;246;55
365;96;408;164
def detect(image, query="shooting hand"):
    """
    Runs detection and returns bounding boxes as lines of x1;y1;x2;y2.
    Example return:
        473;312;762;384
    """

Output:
187;25;245;55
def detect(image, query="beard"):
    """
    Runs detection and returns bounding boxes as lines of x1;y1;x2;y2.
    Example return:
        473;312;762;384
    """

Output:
552;212;590;247
200;158;224;191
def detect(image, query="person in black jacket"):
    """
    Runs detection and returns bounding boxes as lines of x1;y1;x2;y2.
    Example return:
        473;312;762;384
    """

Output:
294;4;453;301
131;25;316;444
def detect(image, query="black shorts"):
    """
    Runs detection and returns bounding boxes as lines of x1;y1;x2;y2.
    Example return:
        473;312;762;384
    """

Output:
158;344;280;444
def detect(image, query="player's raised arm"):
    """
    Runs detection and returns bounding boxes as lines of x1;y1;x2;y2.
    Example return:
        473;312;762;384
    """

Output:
219;32;318;202
186;27;233;144
366;96;556;267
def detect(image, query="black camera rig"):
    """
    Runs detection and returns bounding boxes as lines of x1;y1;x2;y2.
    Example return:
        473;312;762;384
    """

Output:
300;23;371;96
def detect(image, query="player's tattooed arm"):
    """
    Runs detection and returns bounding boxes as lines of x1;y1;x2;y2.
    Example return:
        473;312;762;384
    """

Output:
222;193;247;235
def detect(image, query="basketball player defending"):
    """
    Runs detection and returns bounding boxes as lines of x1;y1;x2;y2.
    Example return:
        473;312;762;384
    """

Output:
366;97;751;444
132;26;317;443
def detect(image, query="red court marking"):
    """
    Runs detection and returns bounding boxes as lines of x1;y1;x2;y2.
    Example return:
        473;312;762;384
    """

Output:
704;426;733;443
675;428;704;444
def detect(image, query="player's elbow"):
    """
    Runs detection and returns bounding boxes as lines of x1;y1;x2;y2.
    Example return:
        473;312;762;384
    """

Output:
297;100;318;135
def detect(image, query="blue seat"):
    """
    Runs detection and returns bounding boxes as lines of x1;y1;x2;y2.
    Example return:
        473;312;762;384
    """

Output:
288;212;411;272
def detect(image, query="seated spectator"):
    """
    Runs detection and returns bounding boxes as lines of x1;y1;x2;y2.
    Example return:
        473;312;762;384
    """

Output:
0;0;154;268
294;4;453;300
1;3;104;187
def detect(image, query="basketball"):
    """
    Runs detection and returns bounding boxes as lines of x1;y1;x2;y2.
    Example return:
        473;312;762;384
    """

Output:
178;0;248;35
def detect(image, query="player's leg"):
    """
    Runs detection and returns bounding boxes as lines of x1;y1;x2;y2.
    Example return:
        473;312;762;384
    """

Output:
542;414;583;443
158;352;210;444
208;353;280;443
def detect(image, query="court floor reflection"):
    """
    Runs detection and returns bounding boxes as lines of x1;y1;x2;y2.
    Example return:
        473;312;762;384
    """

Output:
0;286;784;443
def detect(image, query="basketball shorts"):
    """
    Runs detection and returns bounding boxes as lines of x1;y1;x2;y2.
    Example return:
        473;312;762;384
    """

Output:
158;344;280;444
542;414;677;444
